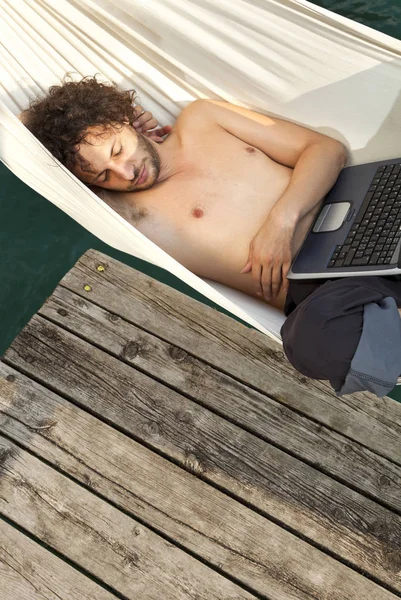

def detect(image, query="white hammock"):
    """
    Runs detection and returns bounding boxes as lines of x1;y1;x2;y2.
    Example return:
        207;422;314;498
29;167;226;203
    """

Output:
1;0;401;343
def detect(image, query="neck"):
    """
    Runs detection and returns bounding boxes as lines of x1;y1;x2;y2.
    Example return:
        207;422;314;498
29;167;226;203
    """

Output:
149;133;184;183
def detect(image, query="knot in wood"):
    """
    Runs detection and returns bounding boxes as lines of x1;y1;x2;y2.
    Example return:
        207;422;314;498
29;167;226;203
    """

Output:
380;474;392;487
384;548;401;573
75;298;88;308
25;355;35;364
169;346;187;361
144;421;161;437
373;520;389;538
123;341;140;360
265;348;284;361
108;313;120;323
333;507;344;520
57;309;68;317
6;375;15;383
123;552;140;568
0;447;14;466
185;453;203;474
177;410;193;424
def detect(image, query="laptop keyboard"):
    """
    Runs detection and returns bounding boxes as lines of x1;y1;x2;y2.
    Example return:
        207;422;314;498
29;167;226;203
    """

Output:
328;162;401;269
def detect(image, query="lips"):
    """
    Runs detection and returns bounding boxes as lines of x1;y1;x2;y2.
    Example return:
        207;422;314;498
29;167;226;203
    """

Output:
136;164;147;186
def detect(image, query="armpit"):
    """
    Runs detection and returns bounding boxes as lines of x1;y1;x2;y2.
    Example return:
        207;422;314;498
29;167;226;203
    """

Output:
97;189;148;226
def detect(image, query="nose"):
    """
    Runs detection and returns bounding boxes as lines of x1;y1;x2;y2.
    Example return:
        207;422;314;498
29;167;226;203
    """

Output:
110;160;134;181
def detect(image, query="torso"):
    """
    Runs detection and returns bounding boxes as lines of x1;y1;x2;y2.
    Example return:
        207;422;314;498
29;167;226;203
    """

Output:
103;105;321;311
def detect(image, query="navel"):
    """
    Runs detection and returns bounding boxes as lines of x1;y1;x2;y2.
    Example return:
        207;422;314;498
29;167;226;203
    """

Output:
192;207;204;219
245;146;256;154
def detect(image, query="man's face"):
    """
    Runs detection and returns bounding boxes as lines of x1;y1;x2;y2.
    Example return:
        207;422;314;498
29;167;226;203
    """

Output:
73;123;161;192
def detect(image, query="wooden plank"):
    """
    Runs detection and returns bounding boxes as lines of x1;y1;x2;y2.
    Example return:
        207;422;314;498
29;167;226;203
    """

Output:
1;362;397;600
0;436;257;600
58;250;401;463
4;317;401;592
38;285;401;511
0;519;118;600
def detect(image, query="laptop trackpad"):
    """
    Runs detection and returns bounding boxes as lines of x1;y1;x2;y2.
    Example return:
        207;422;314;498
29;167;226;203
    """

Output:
312;202;351;233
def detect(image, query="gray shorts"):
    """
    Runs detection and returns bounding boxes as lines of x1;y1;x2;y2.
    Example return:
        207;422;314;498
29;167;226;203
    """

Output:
281;276;401;397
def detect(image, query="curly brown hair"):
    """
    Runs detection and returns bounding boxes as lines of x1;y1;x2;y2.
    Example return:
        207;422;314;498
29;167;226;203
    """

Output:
22;75;138;170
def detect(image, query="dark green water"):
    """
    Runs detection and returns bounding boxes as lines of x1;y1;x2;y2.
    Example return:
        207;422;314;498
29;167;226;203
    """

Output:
1;1;401;399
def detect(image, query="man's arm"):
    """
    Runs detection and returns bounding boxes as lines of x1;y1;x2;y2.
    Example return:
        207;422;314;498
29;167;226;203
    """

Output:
201;99;348;224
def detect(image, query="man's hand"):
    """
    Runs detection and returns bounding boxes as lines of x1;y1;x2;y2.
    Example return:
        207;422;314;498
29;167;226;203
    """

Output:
133;105;172;142
241;212;296;301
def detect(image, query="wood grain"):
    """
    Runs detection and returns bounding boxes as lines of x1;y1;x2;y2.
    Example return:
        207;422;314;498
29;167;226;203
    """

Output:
57;250;401;463
0;436;257;600
38;285;401;513
0;361;396;600
0;519;117;600
3;316;401;591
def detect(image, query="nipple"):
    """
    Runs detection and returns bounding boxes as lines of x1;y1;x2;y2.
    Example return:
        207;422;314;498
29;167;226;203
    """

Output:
192;208;204;218
245;146;256;154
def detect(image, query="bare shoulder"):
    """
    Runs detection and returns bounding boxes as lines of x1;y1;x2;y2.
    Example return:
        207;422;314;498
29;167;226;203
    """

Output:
176;99;219;129
176;98;268;131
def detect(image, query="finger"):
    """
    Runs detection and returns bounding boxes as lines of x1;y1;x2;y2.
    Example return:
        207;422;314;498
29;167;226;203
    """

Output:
251;261;263;296
141;117;159;132
147;133;165;143
282;262;291;293
133;105;145;118
261;266;273;301
133;111;157;130
240;259;252;274
153;125;172;137
283;277;290;294
270;265;282;299
149;127;171;141
132;106;145;126
282;260;291;281
241;244;253;274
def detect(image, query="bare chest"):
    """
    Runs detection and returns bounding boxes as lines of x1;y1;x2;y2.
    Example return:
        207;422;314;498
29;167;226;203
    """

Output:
140;129;292;239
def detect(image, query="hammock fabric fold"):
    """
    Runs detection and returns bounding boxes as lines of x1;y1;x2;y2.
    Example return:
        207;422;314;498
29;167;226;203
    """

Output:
1;0;401;342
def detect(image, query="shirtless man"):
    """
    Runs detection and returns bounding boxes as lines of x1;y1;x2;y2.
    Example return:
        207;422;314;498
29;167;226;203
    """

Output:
22;77;345;309
24;77;401;396
89;101;348;312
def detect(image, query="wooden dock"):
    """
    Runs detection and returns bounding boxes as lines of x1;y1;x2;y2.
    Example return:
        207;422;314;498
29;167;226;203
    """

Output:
1;248;401;600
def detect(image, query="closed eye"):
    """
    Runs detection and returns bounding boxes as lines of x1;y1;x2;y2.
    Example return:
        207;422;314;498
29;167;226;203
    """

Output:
97;170;109;183
114;145;123;156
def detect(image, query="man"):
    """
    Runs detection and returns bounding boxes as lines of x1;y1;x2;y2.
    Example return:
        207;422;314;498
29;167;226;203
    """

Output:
23;77;401;396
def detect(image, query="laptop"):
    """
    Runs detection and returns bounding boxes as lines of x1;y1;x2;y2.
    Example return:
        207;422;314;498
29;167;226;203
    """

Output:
288;158;401;279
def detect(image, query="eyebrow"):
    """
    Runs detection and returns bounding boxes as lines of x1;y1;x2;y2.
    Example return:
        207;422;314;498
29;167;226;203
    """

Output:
89;137;116;184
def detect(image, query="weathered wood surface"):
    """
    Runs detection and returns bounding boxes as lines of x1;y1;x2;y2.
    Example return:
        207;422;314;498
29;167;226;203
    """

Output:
55;250;401;465
0;519;117;600
0;436;257;600
1;248;401;600
39;286;401;511
0;361;397;600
